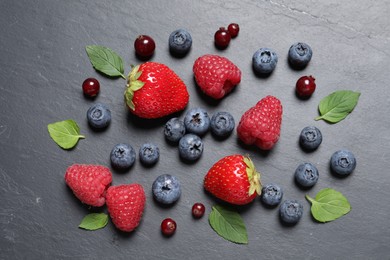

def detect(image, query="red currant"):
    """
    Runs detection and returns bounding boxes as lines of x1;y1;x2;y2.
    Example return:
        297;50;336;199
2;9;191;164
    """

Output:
82;78;100;97
214;27;231;49
227;23;240;38
161;218;176;236
192;203;205;218
134;35;156;58
296;75;316;98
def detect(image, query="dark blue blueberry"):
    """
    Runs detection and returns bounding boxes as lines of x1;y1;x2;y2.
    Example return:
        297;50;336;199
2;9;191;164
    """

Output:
152;174;181;205
279;200;303;225
110;143;136;170
164;117;186;143
139;143;159;165
169;29;192;56
294;163;319;188
210;111;235;137
330;149;356;176
299;126;322;151
184;108;210;136
252;48;278;74
288;42;312;69
86;103;111;129
178;134;203;161
261;183;283;207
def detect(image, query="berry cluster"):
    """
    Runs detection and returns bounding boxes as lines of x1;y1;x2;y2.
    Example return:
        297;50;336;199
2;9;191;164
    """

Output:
164;108;235;162
133;29;193;59
109;142;160;170
259;124;356;225
67;22;359;236
214;23;240;49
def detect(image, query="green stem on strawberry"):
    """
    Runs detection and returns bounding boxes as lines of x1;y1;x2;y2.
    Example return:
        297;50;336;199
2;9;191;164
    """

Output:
124;65;145;110
243;156;262;196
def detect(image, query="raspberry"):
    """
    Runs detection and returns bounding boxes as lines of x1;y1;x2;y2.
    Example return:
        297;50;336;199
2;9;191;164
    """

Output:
65;164;112;207
106;184;146;232
193;55;241;99
237;96;283;150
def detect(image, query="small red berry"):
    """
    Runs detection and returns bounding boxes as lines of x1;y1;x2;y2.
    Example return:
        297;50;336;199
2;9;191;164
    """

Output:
214;27;231;49
161;218;176;236
192;203;205;218
296;75;316;98
134;35;156;58
227;23;239;38
82;78;100;97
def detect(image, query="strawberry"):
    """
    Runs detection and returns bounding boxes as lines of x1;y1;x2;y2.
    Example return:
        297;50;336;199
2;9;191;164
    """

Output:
237;95;283;150
106;184;146;232
204;154;261;205
193;54;241;99
65;164;112;207
125;62;189;119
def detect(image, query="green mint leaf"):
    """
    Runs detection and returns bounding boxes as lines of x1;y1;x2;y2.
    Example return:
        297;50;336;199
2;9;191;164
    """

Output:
47;119;85;149
306;188;351;223
315;90;360;123
209;205;248;244
79;213;108;231
85;45;125;79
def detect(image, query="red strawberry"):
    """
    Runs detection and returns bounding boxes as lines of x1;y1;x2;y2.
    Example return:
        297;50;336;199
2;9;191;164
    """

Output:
204;154;261;205
237;95;283;150
65;164;112;207
193;54;241;99
125;62;189;119
106;184;146;232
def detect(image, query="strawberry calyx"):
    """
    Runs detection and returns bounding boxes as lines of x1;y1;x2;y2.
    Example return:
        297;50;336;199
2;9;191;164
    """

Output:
243;155;262;196
124;65;145;110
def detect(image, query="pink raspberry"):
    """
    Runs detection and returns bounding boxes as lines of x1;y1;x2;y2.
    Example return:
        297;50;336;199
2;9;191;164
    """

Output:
193;54;241;99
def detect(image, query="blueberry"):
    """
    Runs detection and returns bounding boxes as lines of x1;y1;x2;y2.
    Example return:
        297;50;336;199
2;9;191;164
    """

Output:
330;149;356;176
164;117;186;143
184;108;210;136
152;174;181;205
288;42;312;69
279;200;303;225
210;111;235;137
178;134;203;161
110;143;136;170
299;126;322;151
86;103;111;129
294;163;319;188
139;143;159;165
169;29;192;56
261;183;283;207
252;48;278;74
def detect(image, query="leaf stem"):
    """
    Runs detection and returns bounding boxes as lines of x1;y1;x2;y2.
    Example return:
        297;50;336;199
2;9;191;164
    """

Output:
305;195;314;204
314;116;322;121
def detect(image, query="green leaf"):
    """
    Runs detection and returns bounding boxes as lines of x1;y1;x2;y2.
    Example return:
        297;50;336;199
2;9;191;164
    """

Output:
306;188;351;223
209;205;248;244
47;119;85;149
79;213;108;231
315;90;360;123
86;45;125;79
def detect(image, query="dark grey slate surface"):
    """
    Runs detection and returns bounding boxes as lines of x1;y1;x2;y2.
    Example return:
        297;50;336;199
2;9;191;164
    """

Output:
1;0;389;259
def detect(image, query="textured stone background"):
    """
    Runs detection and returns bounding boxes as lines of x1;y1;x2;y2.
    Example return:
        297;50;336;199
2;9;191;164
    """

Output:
1;0;389;259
